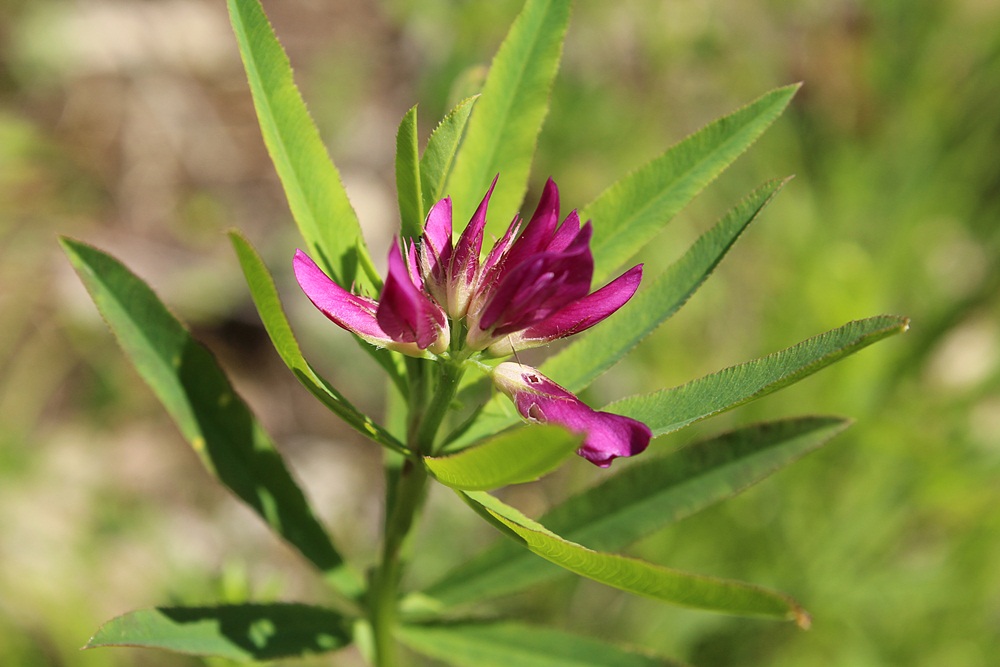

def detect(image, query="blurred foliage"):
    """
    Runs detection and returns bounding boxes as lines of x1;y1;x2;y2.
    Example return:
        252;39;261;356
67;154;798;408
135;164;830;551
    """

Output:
1;0;998;665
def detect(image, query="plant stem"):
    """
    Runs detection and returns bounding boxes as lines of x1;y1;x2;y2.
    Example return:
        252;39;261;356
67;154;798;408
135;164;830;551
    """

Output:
416;361;465;455
369;361;464;666
370;458;427;666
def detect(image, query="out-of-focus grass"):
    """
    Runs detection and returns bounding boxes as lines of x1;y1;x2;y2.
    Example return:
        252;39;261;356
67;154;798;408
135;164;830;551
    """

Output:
1;0;998;665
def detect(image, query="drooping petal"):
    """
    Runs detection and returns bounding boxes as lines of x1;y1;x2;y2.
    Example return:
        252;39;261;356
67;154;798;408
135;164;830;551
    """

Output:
294;249;423;355
492;362;650;467
490;264;643;355
377;240;450;353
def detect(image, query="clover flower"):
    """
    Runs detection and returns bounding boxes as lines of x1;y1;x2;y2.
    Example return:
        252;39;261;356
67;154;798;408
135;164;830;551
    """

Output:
294;177;649;465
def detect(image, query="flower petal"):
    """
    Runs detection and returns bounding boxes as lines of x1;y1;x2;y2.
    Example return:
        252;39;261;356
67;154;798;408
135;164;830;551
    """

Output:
448;175;498;316
473;223;594;341
500;177;561;271
491;264;643;354
420;197;454;306
492;362;651;467
377;240;450;353
293;249;409;350
547;209;582;253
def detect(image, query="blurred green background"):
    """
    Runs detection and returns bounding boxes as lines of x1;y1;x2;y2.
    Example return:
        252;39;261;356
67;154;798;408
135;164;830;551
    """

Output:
2;0;999;665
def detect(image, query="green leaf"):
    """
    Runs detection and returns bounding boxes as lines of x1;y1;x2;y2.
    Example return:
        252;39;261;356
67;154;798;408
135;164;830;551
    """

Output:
424;425;581;491
227;0;379;294
545;178;789;394
455;491;809;625
446;0;571;232
61;238;363;599
87;604;350;661
584;84;800;284
421;417;847;607
421;96;478;212
448;315;904;455
396;105;424;240
399;622;684;667
609;316;910;436
229;231;407;455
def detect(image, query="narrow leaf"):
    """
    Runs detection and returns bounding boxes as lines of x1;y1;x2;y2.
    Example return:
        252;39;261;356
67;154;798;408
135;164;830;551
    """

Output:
545;179;789;394
609;316;910;436
396;105;424;240
87;604;350;661
229;231;407;455
457;491;809;625
399;622;684;667
61;238;363;598
447;315;904;454
422;417;847;607
446;0;572;232
227;0;379;294
421;96;478;212
425;425;581;491
585;84;800;284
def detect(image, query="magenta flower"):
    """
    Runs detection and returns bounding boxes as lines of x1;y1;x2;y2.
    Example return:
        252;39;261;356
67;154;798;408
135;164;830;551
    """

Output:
294;177;650;465
418;177;643;356
491;362;651;467
294;241;449;357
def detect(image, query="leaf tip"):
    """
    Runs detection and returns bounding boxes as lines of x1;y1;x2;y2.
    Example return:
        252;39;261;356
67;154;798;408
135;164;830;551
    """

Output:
793;606;812;630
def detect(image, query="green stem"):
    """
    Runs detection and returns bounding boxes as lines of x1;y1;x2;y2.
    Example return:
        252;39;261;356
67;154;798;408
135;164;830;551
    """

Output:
369;360;465;665
416;361;465;455
370;459;427;666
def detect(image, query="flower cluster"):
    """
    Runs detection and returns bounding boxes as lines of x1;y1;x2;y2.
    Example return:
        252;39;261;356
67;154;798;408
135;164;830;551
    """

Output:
294;178;651;466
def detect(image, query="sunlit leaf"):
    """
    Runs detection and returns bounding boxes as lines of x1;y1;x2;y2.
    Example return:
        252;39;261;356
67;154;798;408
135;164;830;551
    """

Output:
421;96;478;212
87;605;350;661
425;425;580;490
422;417;847;606
455;491;809;625
609;316;909;436
449;296;900;455
545;179;789;394
396;105;424;240
446;0;571;232
399;621;684;667
229;231;406;455
227;0;379;293
61;238;363;599
585;84;800;284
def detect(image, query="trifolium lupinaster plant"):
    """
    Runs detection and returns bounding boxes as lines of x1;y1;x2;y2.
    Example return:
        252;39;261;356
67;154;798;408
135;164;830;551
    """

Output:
62;0;908;665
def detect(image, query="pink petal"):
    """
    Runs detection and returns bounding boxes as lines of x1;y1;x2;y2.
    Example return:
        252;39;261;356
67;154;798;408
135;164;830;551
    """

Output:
495;264;643;354
448;175;498;316
377;240;449;352
474;225;594;338
293;249;401;348
547;210;582;253
500;177;561;272
423;196;454;254
492;363;650;467
420;197;454;305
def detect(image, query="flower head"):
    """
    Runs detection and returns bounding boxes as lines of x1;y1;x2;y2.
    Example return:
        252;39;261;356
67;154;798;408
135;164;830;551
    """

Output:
296;177;641;361
491;362;651;467
419;177;643;356
294;176;651;465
